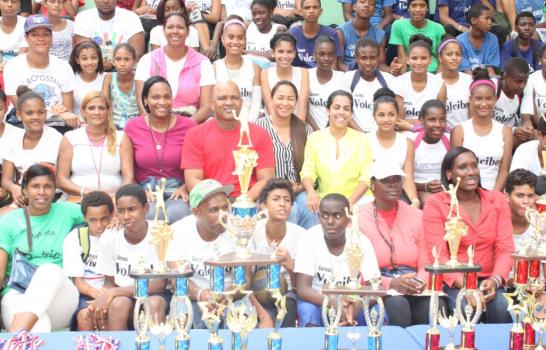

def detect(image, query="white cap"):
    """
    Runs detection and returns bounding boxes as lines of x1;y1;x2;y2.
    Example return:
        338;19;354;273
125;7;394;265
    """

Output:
369;161;406;180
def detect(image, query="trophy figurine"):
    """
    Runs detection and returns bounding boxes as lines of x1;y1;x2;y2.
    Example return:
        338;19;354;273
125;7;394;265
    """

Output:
135;307;151;350
438;309;458;350
362;296;385;350
199;300;227;350
226;303;257;350
442;177;469;267
345;207;363;289
267;289;287;350
148;177;173;273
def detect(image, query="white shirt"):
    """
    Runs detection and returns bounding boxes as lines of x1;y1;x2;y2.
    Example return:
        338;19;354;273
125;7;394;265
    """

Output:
166;215;236;290
510;139;542;176
221;0;252;21
309;68;345;130
74;8;144;61
135;51;216;95
521;70;546;116
149;24;199;49
369;131;407;168
214;56;258;115
343;70;395;132
0;16;27;61
393;72;443;120
0;123;22;164
439;72;471;128
63;228;105;289
73;73;106;114
245;22;282;68
96;222;158;287
250;219;305;291
4;54;74;114
3;126;62;179
294;225;380;293
50;19;74;61
411;133;449;183
493;79;521;128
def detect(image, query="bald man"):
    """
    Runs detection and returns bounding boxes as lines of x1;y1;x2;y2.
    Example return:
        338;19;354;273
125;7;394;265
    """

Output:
181;81;275;200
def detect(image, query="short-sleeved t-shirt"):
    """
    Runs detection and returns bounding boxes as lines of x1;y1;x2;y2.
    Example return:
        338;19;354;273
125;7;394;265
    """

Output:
63;228;105;289
74;8;144;62
0;16;28;61
0;202;84;294
389;19;445;72
500;39;542;73
435;0;477;26
181;119;275;198
4;55;74;114
125;115;196;183
337;0;396;26
337;20;385;67
289;25;343;68
457;31;500;71
517;0;544;23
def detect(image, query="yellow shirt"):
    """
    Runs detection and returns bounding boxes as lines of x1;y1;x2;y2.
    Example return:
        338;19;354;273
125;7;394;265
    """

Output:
300;128;373;198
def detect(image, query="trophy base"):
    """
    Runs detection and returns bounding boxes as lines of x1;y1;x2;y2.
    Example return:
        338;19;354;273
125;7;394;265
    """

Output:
512;253;546;260
205;252;285;267
322;285;387;297
425;264;481;274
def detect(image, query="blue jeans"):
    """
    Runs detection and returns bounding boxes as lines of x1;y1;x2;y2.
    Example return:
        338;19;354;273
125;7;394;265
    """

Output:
444;285;511;323
288;192;319;229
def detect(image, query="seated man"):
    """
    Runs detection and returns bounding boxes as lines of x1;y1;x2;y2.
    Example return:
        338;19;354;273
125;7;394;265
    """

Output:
63;191;114;331
94;184;169;330
166;179;273;328
181;80;275;201
295;193;380;327
501;11;543;73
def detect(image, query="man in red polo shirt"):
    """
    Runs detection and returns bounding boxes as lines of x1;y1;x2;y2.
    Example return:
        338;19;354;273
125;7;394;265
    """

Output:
181;80;275;200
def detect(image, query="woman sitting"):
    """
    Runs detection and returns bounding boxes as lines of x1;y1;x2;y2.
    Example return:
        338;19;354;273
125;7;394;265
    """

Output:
0;164;84;331
360;160;447;327
423;147;514;323
121;76;195;223
57;91;129;201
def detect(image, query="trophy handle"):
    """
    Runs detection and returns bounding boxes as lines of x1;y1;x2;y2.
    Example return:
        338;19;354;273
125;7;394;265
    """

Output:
361;296;384;328
455;289;482;327
321;295;342;330
218;210;230;230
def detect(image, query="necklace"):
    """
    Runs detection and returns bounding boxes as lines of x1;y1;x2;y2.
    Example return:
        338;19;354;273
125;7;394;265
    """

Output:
148;114;171;151
149;114;172;175
86;127;105;189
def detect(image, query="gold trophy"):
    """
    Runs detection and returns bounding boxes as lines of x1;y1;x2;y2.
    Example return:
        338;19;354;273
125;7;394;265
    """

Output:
226;303;258;350
345;207;364;290
442;177;468;267
148;178;173;273
199;300;227;350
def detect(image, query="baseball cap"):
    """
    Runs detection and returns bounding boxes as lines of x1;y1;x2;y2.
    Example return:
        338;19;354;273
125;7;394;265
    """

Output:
369;161;406;180
189;179;233;209
24;15;53;34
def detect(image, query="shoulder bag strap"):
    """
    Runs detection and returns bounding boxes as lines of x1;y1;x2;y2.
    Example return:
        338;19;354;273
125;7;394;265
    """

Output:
23;207;32;253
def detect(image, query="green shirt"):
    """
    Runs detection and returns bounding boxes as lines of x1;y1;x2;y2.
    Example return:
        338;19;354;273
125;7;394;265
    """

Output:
389;19;445;73
0;202;84;293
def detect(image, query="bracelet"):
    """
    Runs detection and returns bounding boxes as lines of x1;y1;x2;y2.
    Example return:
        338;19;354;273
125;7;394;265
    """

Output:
80;187;87;197
411;198;420;206
424;183;429;193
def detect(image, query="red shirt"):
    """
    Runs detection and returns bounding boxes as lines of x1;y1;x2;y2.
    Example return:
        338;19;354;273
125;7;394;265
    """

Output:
181;119;275;197
422;188;514;287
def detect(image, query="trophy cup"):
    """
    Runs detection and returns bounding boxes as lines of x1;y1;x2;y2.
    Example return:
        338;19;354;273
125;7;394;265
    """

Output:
226;303;258;350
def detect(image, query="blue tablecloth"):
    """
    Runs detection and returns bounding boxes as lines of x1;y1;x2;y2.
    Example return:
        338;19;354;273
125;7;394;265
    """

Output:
406;323;525;349
0;326;422;350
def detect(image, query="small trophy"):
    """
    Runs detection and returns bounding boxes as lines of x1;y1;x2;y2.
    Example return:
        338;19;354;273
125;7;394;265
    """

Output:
148;178;173;273
150;314;174;350
226;303;257;350
505;290;526;350
438;309;458;350
362;296;385;350
170;266;193;350
199;300;227;350
456;292;482;349
442;178;469;267
533;301;546;350
322;296;343;350
267;289;286;350
135;307;151;350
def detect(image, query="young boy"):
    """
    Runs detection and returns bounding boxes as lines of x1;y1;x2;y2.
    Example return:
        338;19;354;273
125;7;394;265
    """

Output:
63;191;113;331
501;11;543;73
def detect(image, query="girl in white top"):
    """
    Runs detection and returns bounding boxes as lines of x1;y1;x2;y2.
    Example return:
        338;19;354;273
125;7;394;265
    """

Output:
393;35;446;126
308;36;344;130
1;87;62;208
45;0;74;61
246;0;286;69
521;46;546;124
510;117;546;176
0;8;27;68
70;41;106;115
186;0;221;24
57;92;128;201
221;0;252;21
149;0;210;52
451;70;513;191
343;37;395;133
213;18;261;121
261;32;309;121
436;37;471;128
370;88;419;208
412;100;450;204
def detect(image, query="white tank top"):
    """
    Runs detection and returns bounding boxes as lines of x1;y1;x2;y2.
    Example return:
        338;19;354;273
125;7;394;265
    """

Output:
393;72;443;120
308;68;344;129
369;132;407;168
440;72;471;128
267;65;303;115
412;134;449;183
493;79;520;128
214;56;256;109
246;22;282;54
461;119;504;190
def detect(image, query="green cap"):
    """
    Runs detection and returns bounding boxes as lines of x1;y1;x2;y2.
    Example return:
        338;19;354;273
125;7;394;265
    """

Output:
189;179;233;209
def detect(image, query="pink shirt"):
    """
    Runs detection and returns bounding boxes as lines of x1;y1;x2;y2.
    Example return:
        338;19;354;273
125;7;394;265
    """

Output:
359;201;428;289
422;188;514;287
125;115;196;183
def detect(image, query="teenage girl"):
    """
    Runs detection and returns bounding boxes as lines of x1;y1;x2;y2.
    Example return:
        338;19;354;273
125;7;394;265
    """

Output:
70;41;105;114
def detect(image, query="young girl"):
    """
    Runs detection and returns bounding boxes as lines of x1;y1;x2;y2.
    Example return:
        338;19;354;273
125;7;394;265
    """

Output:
0;0;27;69
413;100;450;205
213;18;261;120
261;32;309;121
70;41;105;114
45;0;74;61
149;0;210;52
436;35;472;128
369;88;419;208
245;0;286;69
308;35;344;130
343;37;395;133
393;35;446;127
102;44;139;130
451;69;513;191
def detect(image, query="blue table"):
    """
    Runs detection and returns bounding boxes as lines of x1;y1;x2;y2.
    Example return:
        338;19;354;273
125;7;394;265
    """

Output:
406;323;528;349
0;326;422;350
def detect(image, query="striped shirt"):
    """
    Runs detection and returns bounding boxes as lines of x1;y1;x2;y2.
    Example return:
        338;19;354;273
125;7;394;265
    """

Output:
254;116;312;182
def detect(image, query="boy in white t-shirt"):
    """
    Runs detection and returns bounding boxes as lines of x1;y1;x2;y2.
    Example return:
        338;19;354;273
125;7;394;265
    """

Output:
295;193;380;327
94;184;168;331
63;191;113;331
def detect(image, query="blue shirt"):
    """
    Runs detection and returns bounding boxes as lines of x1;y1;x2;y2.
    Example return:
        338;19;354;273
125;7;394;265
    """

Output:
457;31;501;71
337;20;386;66
517;0;544;23
393;0;409;18
289;25;343;68
435;0;478;25
337;0;396;26
501;38;542;73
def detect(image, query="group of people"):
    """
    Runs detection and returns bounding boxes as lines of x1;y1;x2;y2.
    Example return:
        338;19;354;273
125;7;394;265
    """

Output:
0;0;544;335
